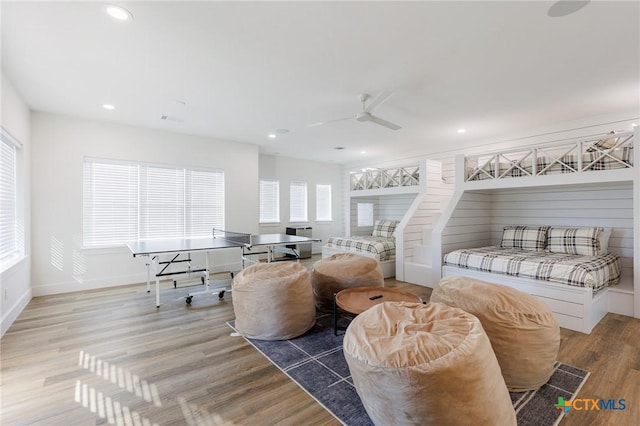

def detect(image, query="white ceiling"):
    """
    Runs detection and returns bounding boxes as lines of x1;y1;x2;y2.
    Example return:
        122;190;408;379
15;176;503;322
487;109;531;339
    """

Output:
2;1;639;165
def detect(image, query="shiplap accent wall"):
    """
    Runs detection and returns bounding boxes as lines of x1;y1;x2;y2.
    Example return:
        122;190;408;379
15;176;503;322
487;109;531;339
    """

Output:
378;194;416;221
439;191;494;256
349;194;415;236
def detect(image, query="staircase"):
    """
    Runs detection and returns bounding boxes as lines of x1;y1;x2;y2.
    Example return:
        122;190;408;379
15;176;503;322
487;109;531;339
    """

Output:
403;209;448;286
396;159;453;286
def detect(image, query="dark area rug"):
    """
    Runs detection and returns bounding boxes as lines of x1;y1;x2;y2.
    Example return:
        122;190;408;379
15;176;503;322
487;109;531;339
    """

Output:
228;314;589;426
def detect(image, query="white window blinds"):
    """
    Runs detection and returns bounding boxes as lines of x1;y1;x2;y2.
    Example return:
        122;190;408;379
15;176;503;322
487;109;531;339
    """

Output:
0;132;19;264
357;202;374;227
140;165;185;239
83;159;139;247
290;181;308;222
259;179;279;223
83;158;224;247
188;169;225;237
316;184;332;221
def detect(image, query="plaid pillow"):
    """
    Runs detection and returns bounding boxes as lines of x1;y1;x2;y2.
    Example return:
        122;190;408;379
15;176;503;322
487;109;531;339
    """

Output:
546;227;602;256
587;132;618;152
500;226;549;252
371;220;398;238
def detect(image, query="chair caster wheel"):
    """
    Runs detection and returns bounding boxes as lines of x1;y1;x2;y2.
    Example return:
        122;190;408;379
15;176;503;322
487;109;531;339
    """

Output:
185;296;193;305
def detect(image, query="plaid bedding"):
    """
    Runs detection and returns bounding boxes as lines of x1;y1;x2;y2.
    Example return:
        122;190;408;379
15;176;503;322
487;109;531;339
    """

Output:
500;225;549;252
325;236;395;261
443;246;620;293
468;148;633;181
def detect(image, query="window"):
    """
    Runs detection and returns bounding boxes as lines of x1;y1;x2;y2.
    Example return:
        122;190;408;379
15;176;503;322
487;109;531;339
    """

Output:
83;159;138;247
316;184;332;221
83;158;224;247
357;202;374;227
0;128;22;266
259;179;280;223
290;181;308;222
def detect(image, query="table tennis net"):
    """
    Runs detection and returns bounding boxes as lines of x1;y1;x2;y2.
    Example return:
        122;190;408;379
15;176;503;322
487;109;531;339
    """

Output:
213;228;253;247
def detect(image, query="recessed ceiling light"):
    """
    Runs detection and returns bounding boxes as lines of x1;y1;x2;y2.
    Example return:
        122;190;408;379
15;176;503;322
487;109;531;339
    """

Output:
106;5;133;21
360;150;367;154
457;128;466;134
103;104;116;110
632;123;639;128
268;134;277;139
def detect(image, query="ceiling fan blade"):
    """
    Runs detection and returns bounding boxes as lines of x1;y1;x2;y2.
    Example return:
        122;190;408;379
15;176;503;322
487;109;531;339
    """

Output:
308;116;353;127
367;114;401;130
364;91;393;113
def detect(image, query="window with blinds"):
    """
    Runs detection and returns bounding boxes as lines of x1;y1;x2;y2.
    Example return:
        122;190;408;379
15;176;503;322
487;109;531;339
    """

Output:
259;179;279;223
289;181;308;222
357;202;374;227
316;184;332;221
83;158;225;248
1;130;20;266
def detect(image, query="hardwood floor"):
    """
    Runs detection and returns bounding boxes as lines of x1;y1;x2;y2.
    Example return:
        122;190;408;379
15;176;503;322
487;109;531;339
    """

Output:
1;258;638;425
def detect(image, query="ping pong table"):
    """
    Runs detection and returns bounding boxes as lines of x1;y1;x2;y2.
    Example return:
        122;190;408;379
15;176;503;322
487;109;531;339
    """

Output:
127;229;319;307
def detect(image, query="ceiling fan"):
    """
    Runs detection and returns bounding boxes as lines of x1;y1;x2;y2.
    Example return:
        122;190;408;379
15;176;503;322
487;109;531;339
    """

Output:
309;92;401;131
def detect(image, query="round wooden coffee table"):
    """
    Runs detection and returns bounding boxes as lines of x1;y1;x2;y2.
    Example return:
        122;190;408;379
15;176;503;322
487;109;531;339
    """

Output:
333;286;423;335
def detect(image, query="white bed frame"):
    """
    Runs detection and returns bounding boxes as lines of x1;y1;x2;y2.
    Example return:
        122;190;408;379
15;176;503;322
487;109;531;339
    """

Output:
433;128;639;334
321;245;395;278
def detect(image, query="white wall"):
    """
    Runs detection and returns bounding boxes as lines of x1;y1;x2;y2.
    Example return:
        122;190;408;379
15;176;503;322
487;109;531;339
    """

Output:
1;72;32;336
258;154;343;253
30;112;259;296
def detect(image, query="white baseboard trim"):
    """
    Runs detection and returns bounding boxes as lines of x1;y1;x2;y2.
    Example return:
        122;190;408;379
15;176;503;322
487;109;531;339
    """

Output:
1;288;32;337
31;262;240;297
32;273;148;297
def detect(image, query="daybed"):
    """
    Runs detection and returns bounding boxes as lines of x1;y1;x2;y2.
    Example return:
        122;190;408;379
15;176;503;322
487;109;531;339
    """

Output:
322;219;397;278
443;225;621;334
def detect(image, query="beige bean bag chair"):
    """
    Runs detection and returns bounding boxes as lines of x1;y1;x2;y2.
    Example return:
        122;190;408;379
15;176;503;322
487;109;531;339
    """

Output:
232;262;315;340
431;276;560;391
344;302;516;426
311;253;383;311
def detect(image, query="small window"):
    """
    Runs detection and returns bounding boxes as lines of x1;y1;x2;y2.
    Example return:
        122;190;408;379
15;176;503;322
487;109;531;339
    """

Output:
357;203;374;227
0;128;22;267
316;184;332;221
259;179;280;223
290;181;308;222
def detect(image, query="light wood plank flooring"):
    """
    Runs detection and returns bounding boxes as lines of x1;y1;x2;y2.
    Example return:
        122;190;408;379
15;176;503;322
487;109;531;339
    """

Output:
1;259;638;425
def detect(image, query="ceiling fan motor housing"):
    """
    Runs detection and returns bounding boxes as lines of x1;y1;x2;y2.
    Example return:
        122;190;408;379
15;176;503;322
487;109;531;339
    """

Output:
356;112;372;122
